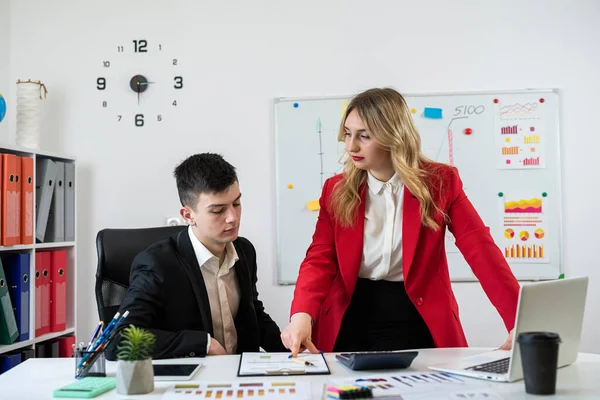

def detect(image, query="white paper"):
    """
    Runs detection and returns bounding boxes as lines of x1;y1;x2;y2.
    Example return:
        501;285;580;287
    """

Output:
419;388;504;400
161;381;312;400
328;371;490;398
498;192;550;264
494;95;547;170
238;352;329;376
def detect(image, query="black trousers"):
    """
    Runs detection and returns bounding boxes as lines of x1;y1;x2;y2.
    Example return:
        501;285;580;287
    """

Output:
333;278;435;352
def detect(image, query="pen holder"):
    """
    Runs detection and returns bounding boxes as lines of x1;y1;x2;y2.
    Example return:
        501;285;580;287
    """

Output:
74;347;107;379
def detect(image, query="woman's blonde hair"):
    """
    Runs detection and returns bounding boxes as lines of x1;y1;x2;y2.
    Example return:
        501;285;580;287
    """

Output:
330;87;445;230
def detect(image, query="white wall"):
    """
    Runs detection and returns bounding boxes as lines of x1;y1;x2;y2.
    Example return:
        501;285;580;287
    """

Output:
0;0;9;138
6;0;600;353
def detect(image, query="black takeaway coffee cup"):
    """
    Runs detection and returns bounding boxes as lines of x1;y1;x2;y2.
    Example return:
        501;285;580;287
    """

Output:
518;332;562;395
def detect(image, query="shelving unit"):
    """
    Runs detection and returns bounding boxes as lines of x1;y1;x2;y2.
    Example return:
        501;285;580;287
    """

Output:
0;144;76;356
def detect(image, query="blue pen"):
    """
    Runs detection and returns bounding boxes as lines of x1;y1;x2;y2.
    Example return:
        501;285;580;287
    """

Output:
95;311;129;348
91;311;129;351
102;312;121;335
79;311;130;374
85;322;104;351
113;311;129;330
77;312;121;369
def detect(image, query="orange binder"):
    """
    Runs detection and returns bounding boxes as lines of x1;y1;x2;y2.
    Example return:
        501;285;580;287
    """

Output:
14;156;21;244
35;251;52;337
2;154;19;245
50;250;67;332
20;157;33;244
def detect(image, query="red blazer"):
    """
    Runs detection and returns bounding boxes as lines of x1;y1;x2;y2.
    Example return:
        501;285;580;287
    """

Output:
291;163;520;352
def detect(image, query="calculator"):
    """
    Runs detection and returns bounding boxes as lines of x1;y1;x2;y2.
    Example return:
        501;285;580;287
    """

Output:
335;351;418;371
52;377;117;398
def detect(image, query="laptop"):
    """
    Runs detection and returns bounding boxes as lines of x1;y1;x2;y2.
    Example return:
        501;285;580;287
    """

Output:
429;276;588;382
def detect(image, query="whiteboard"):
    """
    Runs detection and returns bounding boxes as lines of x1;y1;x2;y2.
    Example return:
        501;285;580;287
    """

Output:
274;89;562;284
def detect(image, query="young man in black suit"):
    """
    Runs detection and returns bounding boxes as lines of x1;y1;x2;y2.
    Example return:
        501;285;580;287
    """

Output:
107;153;285;359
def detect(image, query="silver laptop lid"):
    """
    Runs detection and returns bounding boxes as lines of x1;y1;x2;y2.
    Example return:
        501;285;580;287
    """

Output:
508;276;588;381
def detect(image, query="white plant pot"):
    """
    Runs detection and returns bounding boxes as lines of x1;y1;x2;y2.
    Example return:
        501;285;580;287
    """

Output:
116;359;154;395
16;82;43;149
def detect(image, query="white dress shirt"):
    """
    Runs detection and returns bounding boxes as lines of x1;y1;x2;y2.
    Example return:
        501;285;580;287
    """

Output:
188;227;240;354
292;172;406;323
359;171;405;281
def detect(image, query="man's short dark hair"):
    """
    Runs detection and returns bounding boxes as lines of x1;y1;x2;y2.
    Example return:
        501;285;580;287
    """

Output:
174;153;238;209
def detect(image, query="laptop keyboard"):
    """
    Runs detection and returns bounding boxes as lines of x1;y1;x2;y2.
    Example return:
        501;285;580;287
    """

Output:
466;357;510;374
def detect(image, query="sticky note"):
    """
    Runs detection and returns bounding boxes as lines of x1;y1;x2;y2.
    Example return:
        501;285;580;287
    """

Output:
423;107;443;119
287;184;294;189
306;199;320;211
340;101;349;118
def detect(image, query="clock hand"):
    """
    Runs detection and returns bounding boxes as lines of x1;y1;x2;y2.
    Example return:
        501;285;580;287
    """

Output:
135;76;141;105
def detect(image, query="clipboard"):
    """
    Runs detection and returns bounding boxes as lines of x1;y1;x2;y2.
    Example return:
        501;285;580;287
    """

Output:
237;352;331;377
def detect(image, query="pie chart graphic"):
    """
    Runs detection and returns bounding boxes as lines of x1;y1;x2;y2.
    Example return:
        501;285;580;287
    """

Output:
504;228;515;239
519;231;530;241
534;228;545;239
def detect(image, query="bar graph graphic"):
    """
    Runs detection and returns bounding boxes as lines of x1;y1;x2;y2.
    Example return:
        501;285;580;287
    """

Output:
523;157;540;166
504;198;542;213
502;146;519;155
500;125;519;134
504;244;545;259
524;135;541;144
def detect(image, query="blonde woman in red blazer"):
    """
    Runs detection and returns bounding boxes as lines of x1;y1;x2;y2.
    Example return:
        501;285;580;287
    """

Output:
281;88;520;356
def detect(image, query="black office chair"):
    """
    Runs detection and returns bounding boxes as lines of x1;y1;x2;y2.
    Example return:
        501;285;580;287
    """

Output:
94;225;187;326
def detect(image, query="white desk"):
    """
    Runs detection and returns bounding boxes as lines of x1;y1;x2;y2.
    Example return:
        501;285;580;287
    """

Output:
1;348;599;399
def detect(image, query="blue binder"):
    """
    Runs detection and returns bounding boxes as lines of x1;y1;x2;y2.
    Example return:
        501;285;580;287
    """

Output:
0;353;22;374
2;253;30;342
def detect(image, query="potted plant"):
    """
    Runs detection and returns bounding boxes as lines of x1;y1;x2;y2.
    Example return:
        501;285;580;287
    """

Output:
116;325;156;395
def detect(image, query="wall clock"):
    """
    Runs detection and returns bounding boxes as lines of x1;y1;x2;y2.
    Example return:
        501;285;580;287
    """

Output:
96;39;183;127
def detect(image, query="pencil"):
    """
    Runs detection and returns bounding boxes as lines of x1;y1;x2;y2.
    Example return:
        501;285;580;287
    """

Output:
289;357;315;367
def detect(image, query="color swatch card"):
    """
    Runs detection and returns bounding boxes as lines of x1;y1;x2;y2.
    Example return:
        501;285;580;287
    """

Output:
238;352;330;376
161;381;311;400
328;371;490;399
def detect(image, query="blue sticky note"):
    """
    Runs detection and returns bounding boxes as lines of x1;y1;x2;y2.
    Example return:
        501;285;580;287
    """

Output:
423;107;443;119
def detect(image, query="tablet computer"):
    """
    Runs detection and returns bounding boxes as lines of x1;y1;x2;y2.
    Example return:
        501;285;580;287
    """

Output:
152;363;203;381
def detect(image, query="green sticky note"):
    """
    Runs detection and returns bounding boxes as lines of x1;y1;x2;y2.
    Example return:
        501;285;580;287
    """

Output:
558;273;565;279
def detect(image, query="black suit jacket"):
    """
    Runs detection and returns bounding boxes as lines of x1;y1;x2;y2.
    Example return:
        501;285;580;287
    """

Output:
106;230;285;360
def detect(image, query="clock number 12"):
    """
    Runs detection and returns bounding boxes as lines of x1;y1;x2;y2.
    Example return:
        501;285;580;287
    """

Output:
133;39;148;53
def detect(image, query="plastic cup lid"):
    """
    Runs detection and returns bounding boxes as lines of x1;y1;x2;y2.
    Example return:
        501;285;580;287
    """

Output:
517;331;561;344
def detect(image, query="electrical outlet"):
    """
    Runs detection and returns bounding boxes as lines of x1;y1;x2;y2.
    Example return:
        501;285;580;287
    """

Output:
166;216;184;226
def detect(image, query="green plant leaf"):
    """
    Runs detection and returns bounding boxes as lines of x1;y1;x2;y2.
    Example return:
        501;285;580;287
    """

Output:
116;324;156;361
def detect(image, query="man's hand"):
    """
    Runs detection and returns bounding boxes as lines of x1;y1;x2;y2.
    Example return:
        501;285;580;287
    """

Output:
280;313;319;357
208;338;227;355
